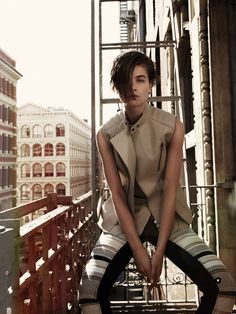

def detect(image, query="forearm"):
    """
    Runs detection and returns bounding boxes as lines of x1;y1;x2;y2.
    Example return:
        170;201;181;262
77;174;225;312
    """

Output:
156;185;176;253
156;119;184;254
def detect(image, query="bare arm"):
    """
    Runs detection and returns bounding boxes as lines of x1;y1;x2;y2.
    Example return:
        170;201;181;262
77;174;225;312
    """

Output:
97;130;151;278
151;119;184;284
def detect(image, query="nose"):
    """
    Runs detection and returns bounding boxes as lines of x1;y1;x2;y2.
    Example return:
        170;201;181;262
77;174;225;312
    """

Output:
131;80;137;92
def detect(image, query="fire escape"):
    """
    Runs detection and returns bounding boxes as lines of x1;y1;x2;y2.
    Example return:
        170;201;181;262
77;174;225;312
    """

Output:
1;1;235;314
92;0;197;312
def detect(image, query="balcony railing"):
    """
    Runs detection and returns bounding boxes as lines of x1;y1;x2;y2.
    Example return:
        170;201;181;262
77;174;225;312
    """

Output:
0;191;99;314
1;185;235;313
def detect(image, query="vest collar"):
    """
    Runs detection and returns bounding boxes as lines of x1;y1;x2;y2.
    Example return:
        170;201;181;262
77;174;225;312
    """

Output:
123;104;150;135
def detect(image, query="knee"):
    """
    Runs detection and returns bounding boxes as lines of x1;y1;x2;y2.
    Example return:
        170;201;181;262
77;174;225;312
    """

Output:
214;271;236;296
78;277;102;313
78;273;100;302
211;272;236;312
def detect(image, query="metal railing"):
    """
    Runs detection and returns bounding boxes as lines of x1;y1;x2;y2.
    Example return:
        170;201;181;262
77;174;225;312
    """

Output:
0;192;99;314
0;184;226;313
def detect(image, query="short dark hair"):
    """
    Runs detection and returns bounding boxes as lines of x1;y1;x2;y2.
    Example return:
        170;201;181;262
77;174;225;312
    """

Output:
110;51;156;101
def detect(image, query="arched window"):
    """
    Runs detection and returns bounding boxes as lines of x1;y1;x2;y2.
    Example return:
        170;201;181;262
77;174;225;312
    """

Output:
33;144;42;156
56;162;65;176
45;163;53;177
21;163;30;178
56;143;65;156
44;143;53;156
33;163;42;177
44;183;54;195
33;125;42;138
56;183;65;195
56;124;65;137
33;184;42;200
21;144;30;157
21;184;30;200
44;124;53;137
21;125;30;138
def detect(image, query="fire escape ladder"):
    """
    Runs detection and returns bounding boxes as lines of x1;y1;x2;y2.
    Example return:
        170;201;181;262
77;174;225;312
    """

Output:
120;1;129;42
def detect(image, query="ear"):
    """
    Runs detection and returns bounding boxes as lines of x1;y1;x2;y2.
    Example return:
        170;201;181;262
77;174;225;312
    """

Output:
149;82;153;90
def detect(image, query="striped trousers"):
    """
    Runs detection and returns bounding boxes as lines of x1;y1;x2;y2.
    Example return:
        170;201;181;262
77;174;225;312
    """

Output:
79;217;236;313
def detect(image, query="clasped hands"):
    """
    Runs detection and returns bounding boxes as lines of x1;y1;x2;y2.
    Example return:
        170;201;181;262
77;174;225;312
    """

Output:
133;246;164;289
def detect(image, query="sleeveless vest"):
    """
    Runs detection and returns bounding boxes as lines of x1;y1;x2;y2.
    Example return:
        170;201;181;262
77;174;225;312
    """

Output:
98;104;193;236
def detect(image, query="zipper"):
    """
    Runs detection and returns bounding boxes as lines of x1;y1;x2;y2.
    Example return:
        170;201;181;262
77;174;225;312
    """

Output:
157;142;164;171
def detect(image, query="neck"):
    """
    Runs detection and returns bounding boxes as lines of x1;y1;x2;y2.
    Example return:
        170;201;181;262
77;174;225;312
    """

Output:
125;104;147;124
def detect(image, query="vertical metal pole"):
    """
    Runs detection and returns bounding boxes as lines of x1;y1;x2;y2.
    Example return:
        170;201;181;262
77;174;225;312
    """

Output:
99;0;103;126
91;0;97;216
169;1;190;207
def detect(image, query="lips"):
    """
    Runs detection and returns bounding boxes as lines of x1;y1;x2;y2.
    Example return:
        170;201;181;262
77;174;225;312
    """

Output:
128;95;138;99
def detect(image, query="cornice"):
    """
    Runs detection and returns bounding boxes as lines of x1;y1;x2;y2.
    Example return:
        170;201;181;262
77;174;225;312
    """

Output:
0;59;22;80
0;93;17;107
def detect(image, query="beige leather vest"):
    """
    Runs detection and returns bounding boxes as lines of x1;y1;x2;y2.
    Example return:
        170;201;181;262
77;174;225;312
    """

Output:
98;105;193;236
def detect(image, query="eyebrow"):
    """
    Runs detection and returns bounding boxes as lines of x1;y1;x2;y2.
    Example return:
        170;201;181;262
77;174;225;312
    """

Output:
135;74;148;79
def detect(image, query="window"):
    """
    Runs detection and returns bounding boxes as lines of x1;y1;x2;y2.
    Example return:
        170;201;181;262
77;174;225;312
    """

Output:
21;125;30;138
21;184;30;200
8;135;12;152
33;144;42;157
33;125;42;138
33;163;42;177
44;163;54;177
44;183;54;195
21;163;30;178
56;124;65;136
2;134;7;152
56;183;65;195
33;184;42;200
44;124;53;137
56;143;65;156
45;143;53;156
2;104;8;122
56;162;65;176
21;144;30;157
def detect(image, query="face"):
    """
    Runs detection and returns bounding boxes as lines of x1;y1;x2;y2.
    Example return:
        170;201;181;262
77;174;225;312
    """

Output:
121;65;152;109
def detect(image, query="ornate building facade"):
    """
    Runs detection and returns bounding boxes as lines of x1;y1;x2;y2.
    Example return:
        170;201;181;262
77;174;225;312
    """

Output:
17;103;91;205
0;48;22;211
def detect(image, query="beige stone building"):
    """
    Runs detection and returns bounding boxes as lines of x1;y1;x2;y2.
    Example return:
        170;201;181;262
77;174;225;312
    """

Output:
17;103;91;205
124;0;236;279
0;48;22;211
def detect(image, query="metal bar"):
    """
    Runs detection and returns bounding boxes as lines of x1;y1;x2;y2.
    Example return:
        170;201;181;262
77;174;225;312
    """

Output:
101;41;176;50
169;1;191;207
102;40;176;46
0;197;47;219
91;0;97;218
101;96;181;104
99;0;103;126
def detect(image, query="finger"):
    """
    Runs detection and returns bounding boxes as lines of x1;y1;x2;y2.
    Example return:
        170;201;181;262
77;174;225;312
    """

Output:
150;264;156;284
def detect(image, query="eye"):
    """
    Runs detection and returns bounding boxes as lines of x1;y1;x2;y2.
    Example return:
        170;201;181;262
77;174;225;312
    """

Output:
137;78;145;83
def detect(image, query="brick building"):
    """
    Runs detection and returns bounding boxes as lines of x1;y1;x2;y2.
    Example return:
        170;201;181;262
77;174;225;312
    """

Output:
0;48;22;211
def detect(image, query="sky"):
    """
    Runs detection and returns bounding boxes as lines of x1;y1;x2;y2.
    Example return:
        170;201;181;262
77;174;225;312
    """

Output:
0;1;93;122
